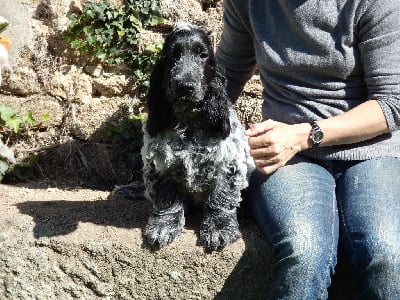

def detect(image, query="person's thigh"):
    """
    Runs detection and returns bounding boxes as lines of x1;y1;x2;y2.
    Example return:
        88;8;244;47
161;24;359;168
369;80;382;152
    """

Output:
336;157;400;300
249;156;339;299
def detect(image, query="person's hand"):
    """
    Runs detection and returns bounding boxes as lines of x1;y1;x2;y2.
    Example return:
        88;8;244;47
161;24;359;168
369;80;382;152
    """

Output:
245;120;311;175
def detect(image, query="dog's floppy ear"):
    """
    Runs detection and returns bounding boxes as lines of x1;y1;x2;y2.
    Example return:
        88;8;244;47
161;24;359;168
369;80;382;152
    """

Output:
146;58;175;137
203;70;231;138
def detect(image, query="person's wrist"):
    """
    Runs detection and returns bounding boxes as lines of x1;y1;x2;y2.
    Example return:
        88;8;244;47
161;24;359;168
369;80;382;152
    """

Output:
295;123;313;150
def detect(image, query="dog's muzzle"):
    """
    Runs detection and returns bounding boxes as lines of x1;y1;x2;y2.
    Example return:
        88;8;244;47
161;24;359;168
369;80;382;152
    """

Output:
176;80;197;96
169;77;204;112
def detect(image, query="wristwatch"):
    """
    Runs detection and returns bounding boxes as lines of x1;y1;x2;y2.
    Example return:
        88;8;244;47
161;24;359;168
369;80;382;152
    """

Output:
309;121;324;147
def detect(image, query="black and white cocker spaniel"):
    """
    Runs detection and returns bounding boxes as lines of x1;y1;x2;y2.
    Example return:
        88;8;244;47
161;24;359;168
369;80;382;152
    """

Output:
142;21;254;250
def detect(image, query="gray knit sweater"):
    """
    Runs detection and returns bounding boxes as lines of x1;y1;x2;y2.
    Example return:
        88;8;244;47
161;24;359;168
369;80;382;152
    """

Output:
216;0;400;160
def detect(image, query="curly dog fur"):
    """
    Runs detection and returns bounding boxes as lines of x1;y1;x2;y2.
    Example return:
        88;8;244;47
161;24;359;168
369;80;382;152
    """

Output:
142;21;254;250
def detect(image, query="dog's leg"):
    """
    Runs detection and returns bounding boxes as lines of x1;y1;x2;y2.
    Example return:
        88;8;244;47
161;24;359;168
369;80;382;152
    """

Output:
200;181;242;250
144;176;185;248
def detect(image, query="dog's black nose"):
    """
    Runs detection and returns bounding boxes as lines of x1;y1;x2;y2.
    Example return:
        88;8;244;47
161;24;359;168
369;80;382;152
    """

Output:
176;81;196;95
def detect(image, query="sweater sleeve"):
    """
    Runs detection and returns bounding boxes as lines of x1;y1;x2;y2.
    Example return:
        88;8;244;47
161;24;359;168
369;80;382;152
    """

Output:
215;0;256;103
357;0;400;131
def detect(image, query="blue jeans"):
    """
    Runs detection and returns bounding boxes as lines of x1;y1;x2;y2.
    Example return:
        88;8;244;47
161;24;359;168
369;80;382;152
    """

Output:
249;156;400;300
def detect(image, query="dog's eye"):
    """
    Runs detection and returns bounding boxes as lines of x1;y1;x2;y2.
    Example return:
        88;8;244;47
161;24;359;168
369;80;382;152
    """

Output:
199;52;208;59
192;43;208;59
171;47;183;60
172;52;181;61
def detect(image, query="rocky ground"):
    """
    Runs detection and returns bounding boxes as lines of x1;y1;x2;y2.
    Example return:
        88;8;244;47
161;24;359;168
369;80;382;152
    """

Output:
0;182;275;299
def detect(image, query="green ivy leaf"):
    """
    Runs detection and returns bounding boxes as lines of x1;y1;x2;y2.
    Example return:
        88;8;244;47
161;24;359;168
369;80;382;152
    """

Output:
23;110;36;124
6;118;23;133
71;39;84;49
96;52;108;62
0;103;17;122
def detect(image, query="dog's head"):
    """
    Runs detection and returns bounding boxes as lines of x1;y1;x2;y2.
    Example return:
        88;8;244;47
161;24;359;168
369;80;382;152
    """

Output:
162;21;215;113
146;21;230;138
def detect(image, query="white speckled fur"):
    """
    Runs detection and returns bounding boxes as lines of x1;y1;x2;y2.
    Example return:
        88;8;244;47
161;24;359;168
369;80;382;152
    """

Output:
174;20;197;32
142;107;254;195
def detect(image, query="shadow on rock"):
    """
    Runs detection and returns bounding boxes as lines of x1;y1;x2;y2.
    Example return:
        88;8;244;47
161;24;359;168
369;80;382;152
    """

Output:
17;196;151;238
214;218;273;299
4;102;145;191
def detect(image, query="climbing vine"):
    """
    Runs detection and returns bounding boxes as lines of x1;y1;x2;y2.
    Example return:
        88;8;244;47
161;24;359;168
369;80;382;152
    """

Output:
65;0;164;90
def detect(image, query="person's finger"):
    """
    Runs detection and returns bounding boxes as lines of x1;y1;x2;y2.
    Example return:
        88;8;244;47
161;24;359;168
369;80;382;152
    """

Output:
245;119;276;137
253;155;280;166
258;164;281;175
249;146;280;158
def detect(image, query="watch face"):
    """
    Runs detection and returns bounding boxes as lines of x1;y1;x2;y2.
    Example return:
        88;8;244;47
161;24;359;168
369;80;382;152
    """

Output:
313;130;324;143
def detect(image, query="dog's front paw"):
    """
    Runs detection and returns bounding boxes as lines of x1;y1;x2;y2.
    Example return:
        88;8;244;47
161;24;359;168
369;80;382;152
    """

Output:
144;208;185;248
200;214;241;251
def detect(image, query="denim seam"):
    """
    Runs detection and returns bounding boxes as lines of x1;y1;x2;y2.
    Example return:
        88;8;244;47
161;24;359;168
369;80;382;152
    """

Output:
337;195;357;270
317;189;337;300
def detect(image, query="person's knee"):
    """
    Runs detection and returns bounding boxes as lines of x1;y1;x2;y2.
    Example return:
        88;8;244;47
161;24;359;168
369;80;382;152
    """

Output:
363;225;400;268
364;246;400;275
355;250;400;299
274;230;336;271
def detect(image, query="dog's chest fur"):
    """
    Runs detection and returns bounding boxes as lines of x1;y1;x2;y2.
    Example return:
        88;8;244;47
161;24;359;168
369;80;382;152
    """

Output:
142;109;252;193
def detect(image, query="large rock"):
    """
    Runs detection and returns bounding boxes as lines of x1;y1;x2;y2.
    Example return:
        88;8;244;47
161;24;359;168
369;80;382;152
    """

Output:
3;66;41;95
44;65;92;103
0;94;63;128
